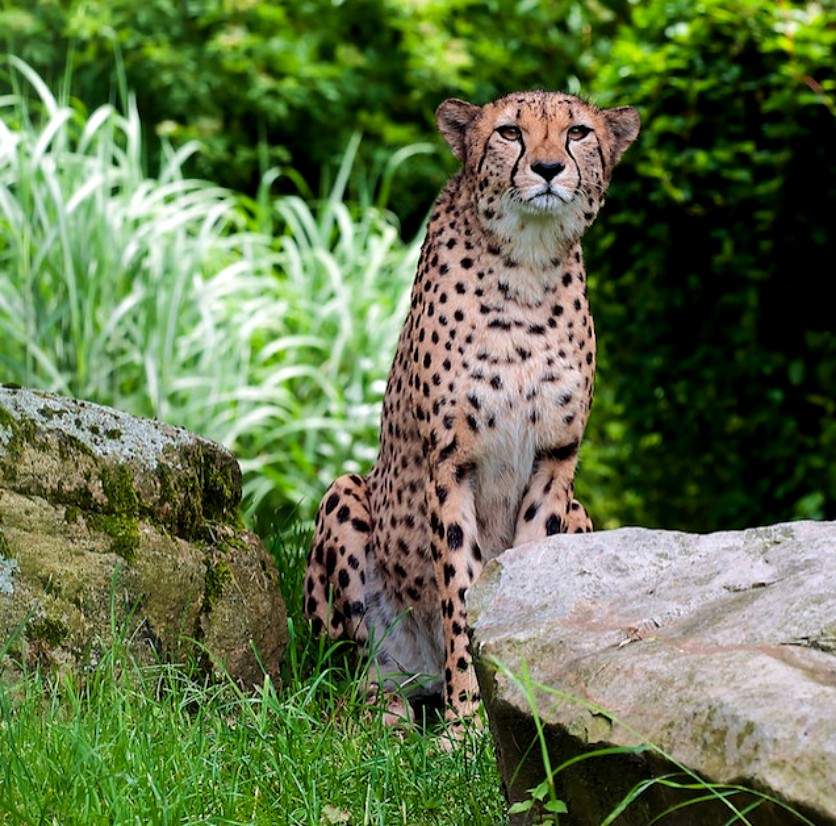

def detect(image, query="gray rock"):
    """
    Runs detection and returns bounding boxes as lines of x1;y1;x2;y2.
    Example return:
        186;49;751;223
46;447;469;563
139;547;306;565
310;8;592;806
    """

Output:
469;522;836;825
0;387;287;687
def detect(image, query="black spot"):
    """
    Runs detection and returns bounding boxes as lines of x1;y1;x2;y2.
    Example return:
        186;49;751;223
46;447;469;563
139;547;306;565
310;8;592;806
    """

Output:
545;514;561;536
351;518;371;533
324;493;339;514
562;272;572;287
490;375;502;390
455;462;475;483
338;569;350;588
447;523;464;550
347;554;360;570
443;563;456;586
439;436;458;461
537;440;579;463
456;657;468;671
436;484;448;505
523;502;539;522
337;505;350;523
528;324;546;335
460;257;473;269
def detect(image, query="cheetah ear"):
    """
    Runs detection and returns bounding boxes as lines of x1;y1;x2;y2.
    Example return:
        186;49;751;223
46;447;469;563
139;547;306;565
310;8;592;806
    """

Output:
603;106;640;167
436;98;481;162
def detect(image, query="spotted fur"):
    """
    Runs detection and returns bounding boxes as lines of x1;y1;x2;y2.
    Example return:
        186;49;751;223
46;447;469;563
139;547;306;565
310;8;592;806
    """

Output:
304;90;640;724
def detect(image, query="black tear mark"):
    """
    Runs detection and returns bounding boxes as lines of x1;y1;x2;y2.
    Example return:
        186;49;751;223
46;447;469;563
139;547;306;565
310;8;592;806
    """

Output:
510;132;527;189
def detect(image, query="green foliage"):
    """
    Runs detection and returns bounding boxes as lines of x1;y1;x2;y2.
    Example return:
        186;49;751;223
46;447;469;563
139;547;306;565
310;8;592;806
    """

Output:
0;0;629;227
0;65;416;523
578;0;836;529
2;0;835;530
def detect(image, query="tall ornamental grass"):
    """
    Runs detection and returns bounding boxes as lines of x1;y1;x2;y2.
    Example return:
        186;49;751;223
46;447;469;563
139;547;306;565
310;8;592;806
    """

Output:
0;59;421;520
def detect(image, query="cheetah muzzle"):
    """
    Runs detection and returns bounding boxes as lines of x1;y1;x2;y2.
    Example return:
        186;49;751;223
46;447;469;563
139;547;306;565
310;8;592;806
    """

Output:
305;89;640;734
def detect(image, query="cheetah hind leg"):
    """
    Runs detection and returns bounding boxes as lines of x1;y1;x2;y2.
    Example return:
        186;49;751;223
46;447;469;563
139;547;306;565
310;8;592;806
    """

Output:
304;474;372;644
564;497;593;533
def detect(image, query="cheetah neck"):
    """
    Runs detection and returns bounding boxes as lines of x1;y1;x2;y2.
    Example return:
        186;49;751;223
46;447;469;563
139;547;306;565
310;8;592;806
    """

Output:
448;174;584;303
485;205;583;272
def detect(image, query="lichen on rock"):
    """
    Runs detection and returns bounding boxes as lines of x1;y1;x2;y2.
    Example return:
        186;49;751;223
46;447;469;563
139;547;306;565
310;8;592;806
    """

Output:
0;387;287;687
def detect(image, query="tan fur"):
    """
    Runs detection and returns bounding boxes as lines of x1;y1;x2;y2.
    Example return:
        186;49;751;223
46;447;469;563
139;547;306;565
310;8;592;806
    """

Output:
304;90;639;726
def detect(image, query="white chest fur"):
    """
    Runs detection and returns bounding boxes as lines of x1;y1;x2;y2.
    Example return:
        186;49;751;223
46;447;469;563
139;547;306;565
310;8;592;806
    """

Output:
468;335;586;557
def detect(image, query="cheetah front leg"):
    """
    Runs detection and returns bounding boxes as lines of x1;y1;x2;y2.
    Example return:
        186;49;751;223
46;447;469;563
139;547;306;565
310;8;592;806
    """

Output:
426;463;483;730
513;442;593;546
304;474;372;644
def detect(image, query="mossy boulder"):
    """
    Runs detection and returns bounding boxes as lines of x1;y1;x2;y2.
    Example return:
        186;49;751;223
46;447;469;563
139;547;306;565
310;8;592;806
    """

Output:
469;522;836;826
0;387;287;687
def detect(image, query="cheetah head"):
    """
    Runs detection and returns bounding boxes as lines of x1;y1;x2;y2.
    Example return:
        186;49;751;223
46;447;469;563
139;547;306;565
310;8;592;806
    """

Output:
436;90;639;258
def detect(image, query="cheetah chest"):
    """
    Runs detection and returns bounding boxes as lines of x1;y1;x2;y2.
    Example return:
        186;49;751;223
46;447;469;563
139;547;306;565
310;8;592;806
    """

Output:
461;323;590;557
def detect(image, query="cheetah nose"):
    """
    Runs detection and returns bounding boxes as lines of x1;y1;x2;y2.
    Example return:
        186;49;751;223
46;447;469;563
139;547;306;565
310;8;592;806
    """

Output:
531;161;565;182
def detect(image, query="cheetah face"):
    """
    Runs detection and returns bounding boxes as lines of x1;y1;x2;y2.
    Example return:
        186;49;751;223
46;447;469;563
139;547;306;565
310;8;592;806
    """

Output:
437;91;639;249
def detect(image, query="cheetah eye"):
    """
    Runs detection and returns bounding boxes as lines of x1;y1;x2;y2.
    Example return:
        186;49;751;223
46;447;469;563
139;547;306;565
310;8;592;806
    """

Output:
567;125;592;141
496;124;521;141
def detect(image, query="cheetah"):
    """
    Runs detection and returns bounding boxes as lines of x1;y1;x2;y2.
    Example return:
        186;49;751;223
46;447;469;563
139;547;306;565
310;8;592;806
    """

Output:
304;90;640;732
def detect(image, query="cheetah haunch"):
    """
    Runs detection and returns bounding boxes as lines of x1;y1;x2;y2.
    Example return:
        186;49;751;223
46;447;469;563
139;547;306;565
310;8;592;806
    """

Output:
305;90;640;730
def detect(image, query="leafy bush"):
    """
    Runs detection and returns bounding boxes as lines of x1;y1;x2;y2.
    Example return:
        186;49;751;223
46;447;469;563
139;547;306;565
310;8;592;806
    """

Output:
578;0;836;529
0;0;630;228
2;0;835;531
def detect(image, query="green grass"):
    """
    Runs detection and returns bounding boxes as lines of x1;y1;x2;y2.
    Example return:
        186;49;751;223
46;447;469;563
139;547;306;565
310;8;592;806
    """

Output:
0;528;505;825
1;529;817;826
0;643;504;825
498;661;816;826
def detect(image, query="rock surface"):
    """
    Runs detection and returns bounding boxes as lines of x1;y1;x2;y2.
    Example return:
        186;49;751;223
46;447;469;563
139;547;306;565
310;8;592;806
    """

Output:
0;387;287;686
469;522;836;826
